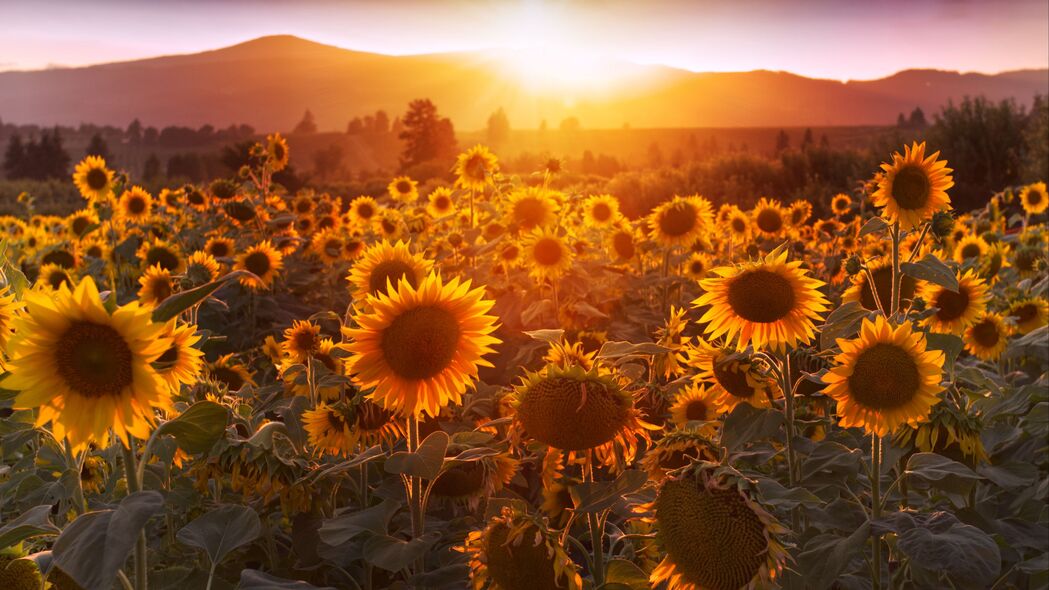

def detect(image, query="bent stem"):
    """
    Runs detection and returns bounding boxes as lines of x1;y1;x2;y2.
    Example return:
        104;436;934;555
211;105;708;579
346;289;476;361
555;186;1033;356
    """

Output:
121;440;148;590
582;452;605;587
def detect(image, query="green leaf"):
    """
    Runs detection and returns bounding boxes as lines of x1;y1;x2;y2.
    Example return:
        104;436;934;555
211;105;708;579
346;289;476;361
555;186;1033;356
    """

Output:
0;504;59;548
905;452;982;494
897;515;1000;589
523;329;565;344
858;216;890;237
800;441;862;481
385;431;449;479
925;333;964;374
819;301;870;350
176;505;261;566
151;270;248;322
52;491;165;590
318;500;398;549
603;558;650;590
239;570;336;590
596;341;672;359
362;532;440;572
721;404;784;452
570;470;647;513
901;255;959;292
756;477;822;509
154;401;228;454
794;523;870;590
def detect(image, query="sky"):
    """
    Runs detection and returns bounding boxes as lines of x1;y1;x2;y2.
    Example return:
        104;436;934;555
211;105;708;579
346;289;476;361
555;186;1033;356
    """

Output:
2;0;1048;80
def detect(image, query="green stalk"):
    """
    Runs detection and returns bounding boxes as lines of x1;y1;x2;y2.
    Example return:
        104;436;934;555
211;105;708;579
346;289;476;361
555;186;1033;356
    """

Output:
889;222;902;320
583;453;605;586
406;414;424;574
872;433;883;590
121;441;148;590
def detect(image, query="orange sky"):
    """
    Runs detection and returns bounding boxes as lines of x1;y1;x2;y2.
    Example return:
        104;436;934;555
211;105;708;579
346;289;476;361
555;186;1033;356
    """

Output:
3;0;1048;80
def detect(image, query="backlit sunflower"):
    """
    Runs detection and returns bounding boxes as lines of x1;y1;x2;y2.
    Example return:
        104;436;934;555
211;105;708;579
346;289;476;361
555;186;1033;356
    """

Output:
788;200;812;227
683;252;711;281
606;222;638;263
669;383;720;434
831;193;852;216
388;176;418;204
506;187;559;231
185;251;220;286
137;238;184;273
646;466;787;590
66;208;99;239
0;287;24;353
80;453;108;494
823;315;944;436
648;195;713;248
751;197;787;237
72;156;114;203
280;338;345;403
1019;181;1048;215
543;339;595;371
688;341;780;412
348;195;380;227
309;229;345;264
203;236;235;261
640;429;720;482
894;402;988;466
373;209;405;240
454;145;500;190
873;142;954;230
654;306;690;380
185;187;208;210
522;228;573;281
282;320;322;363
266;132;290;171
4;276;172;449
235;241;283;291
206;354;255;392
953;235;988;265
117;186;153;223
963;313;1010;360
303;402;358;456
919;269;989;334
694;249;829;351
726;208;752;243
346;240;433;300
427;187;455;218
343;272;500;418
35;263;74;291
137;264;174;306
429;444;517;509
154;321;203;391
0;554;43;589
841;259;918;315
1007;297;1049;334
458;505;582;590
583;194;621;228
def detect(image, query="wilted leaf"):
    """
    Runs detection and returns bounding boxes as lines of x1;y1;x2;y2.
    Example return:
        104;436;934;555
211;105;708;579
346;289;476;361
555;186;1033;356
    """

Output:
604;558;650;590
523;329;564;344
596;340;672;359
857;216;889;237
819;301;870;350
151;271;248;322
318;500;397;548
362;532;440;572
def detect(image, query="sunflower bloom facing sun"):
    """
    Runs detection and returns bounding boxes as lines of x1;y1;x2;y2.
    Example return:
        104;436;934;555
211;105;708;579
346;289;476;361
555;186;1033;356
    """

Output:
823;315;945;436
919;269;989;335
668;383;720;434
694;249;829;352
4;276;173;449
648;195;713;248
454;145;500;190
522;228;574;282
873;142;954;230
266;132;290;171
583;194;621;228
1019;181;1048;215
387;176;419;204
963;312;1010;361
235;241;284;291
72;156;115;203
342;272;500;418
346;240;433;300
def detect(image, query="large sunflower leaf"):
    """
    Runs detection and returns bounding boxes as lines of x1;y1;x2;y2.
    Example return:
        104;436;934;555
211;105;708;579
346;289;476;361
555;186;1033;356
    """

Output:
239;569;337;590
0;504;59;548
154;400;228;454
385;431;449;480
901;255;959;292
176;504;261;566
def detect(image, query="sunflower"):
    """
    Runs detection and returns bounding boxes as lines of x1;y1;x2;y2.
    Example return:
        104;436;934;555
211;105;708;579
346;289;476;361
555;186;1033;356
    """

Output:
979;242;1011;283
841;259;918;315
788;199;813;227
583;194;621;228
688;341;780;412
282;320;322;363
279;338;345;403
1012;245;1045;278
953;235;988;265
873;142;954;230
606;222;638;263
185;187;208;210
208;179;239;201
1019;181;1048;215
654;306;690;380
373;209;405;240
0;287;23;352
668;383;721;433
184;251;220;286
683;252;711;281
78;237;108;261
206;354;256;392
343;272;500;418
351;397;405;447
80;453;108;494
154;321;204;391
522;228;573;281
235;241;283;291
648;195;713;248
137;264;174;306
303;402;358;455
919;269;989;335
346;240;433;300
348;195;380;227
506;187;559;231
454;145;500;190
40;245;78;269
388;176;418;204
137;238;184;273
823;315;944;436
647;466;787;590
66;208;99;239
894;402;988;466
117;186;153;223
963;313;1010;361
1007;297;1049;334
4;276;172;449
458;505;582;590
309;228;345;264
72;156;114;203
640;429;720;482
694;249;829;352
427;187;455;218
266;132;290;171
429;445;517;509
35;263;74;291
0;554;42;589
203;236;235;261
751;197;787;237
830;193;852;216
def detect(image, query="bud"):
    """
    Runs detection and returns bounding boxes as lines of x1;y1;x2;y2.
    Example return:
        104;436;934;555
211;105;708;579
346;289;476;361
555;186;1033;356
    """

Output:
238;165;251;179
845;256;863;276
930;211;954;239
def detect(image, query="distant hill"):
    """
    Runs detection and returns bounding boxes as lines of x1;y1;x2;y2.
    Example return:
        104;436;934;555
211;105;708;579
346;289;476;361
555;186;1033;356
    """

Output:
0;35;1045;130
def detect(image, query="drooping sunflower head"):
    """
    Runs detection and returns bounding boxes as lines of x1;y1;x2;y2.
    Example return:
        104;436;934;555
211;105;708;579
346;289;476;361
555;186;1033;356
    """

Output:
388;175;419;204
583;194;621;227
235;241;284;291
641;428;720;482
373;209;405;240
3;276;173;450
0;554;42;590
137;238;184;273
893;401;988;466
73;155;115;203
919;269;989;335
787;199;812;227
346;240;433;300
35;263;75;292
668;383;720;433
302;402;359;456
266;132;290;171
694;248;830;352
522;228;574;281
648;195;713;248
831;193;852;216
1019;181;1048;215
208;178;239;201
282;320;322;363
206;353;256;393
688;340;780;412
185;187;208;210
137;264;174;306
841;259;919;315
1007;297;1049;335
428;444;517;508
79;453;108;494
979;242;1011;283
458;505;582;590
117;186;153;222
454;145;500;190
343;272;500;418
1012;244;1046;278
184;251;220;286
607;222;638;262
751;197;786;237
963;312;1010;361
873;141;954;230
153;320;203;392
823;315;945;436
647;466;787;590
506;187;559;231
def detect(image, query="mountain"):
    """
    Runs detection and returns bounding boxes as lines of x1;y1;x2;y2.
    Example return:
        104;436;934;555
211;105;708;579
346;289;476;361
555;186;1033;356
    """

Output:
0;35;1045;130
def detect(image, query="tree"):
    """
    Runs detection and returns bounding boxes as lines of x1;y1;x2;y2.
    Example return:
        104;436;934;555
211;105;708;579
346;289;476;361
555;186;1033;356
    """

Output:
896;113;908;128
373;110;390;134
559;117;581;132
313;143;345;180
347;117;364;134
802;128;814;149
486;108;510;146
647;142;664;168
398;99;457;169
820;134;830;148
3;135;26;179
1023;95;1048;182
127;119;143;144
775;130;790;153
293;110;318;134
143;154;161;181
85;133;112;162
909;107;927;129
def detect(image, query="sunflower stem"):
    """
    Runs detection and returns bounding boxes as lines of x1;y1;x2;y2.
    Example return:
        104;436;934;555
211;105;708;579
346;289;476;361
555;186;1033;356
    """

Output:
889;222;901;321
121;441;148;590
583;452;605;586
406;414;425;574
871;432;883;590
64;442;88;516
779;350;801;533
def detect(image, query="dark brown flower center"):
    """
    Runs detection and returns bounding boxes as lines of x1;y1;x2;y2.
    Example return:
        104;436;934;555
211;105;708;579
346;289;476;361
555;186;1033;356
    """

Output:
71;216;92;236
934;287;971;322
367;259;417;296
357;203;374;219
658;202;698;237
146;247;180;271
731;217;747;233
208;241;231;258
244;251;272;277
513;197;549;229
1027;189;1044;205
726;269;796;323
517;376;628;451
685;399;709;421
859;266;916;314
379;305;460;380
42;250;76;269
970;319;1000;348
1012;303;1038;324
592;202;613;221
47;269;72;290
612;232;635;259
212;366;245;391
713;361;756;399
85;167;109;190
848;343;921;409
755;208;783;233
356;399;394;431
396;180;412;193
56;321;134;398
485;523;560;590
892;164;931;210
127;196;147;215
147;277;172;301
960;243;982;259
533;238;563;266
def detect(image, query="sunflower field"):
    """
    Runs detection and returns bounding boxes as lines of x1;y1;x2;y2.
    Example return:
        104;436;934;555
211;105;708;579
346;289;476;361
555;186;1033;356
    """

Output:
0;137;1046;590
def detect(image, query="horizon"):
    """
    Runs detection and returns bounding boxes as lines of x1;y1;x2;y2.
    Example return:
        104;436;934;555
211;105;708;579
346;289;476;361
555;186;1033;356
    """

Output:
3;0;1048;81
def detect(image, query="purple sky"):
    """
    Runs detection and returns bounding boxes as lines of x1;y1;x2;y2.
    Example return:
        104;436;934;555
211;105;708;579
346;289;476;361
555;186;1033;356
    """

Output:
3;0;1047;80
